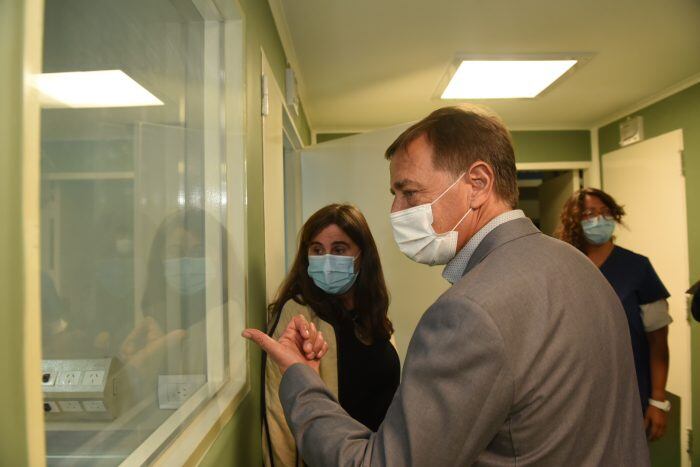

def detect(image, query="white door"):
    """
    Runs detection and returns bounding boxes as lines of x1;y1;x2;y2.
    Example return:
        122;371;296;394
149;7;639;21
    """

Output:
261;52;286;305
602;129;690;466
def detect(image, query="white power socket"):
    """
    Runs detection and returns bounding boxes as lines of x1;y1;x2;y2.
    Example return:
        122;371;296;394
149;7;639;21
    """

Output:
82;400;107;412
57;371;82;386
81;370;105;386
157;375;206;409
58;400;83;412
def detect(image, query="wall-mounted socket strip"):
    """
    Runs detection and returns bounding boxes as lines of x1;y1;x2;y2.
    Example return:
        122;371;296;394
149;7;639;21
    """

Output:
42;358;128;422
157;374;206;409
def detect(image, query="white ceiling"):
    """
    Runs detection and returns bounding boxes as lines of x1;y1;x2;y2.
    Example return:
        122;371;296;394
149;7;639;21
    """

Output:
274;0;700;132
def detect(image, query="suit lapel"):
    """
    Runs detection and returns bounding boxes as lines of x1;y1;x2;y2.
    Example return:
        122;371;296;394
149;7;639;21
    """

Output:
462;218;540;277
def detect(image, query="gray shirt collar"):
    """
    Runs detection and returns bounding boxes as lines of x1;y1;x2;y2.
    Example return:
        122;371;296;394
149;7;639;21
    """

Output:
442;209;527;284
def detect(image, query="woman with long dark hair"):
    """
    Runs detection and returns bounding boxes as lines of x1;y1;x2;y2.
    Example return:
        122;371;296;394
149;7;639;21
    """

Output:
263;204;399;467
557;188;672;443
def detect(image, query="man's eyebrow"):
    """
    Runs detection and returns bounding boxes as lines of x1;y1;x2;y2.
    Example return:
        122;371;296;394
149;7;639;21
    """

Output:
393;179;411;190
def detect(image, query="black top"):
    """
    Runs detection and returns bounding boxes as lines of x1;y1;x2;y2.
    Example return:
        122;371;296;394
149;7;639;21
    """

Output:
333;309;400;431
599;246;669;408
690;280;700;322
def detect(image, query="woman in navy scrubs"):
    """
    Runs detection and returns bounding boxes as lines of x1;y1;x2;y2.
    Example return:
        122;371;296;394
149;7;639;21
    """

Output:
558;188;672;442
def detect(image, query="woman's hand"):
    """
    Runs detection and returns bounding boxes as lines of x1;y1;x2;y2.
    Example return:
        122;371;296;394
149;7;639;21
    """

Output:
119;317;186;377
644;405;668;441
243;315;329;374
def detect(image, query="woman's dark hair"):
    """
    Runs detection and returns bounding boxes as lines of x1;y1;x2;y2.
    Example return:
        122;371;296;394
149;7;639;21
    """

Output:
268;204;393;342
556;188;625;252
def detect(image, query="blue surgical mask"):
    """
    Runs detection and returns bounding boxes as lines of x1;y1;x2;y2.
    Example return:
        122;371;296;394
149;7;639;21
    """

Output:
307;254;358;295
581;216;616;245
164;257;208;295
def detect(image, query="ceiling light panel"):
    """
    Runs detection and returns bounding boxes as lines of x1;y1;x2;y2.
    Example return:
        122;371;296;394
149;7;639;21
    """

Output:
34;70;164;108
441;60;577;99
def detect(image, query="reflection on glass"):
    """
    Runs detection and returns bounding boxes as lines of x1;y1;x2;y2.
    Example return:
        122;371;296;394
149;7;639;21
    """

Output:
39;0;229;464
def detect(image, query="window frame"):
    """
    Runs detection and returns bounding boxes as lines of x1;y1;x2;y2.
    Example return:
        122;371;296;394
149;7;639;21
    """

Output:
123;0;249;463
26;0;250;463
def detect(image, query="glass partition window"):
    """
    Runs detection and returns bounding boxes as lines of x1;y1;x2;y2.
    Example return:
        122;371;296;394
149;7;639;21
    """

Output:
38;0;242;464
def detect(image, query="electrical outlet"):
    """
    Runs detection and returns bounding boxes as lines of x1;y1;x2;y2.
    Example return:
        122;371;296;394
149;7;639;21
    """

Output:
168;382;194;401
57;371;82;386
82;400;107;412
58;400;83;412
158;375;205;409
82;370;105;386
42;372;56;386
44;401;60;413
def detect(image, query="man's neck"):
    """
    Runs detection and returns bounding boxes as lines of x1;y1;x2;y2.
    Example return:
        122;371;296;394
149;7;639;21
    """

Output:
456;200;512;252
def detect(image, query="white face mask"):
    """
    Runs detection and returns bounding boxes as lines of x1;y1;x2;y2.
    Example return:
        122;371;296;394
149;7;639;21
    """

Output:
390;173;472;266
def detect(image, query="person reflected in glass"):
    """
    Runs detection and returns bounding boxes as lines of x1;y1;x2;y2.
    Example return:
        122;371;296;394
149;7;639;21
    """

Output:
557;188;671;442
263;204;400;467
119;208;226;388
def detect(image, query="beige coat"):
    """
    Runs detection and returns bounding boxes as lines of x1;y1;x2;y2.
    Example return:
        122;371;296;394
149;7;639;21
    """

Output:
263;299;338;467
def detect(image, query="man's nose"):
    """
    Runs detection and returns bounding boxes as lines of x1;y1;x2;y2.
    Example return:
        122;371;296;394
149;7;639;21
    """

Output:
390;196;401;213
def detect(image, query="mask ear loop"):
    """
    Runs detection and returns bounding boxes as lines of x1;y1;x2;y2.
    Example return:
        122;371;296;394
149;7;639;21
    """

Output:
430;172;466;206
430;172;471;234
450;208;472;231
352;253;361;274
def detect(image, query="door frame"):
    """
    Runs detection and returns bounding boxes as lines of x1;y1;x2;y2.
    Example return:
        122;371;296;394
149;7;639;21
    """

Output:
19;0;47;464
261;49;305;305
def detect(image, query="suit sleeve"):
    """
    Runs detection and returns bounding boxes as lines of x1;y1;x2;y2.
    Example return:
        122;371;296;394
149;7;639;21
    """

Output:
279;296;513;467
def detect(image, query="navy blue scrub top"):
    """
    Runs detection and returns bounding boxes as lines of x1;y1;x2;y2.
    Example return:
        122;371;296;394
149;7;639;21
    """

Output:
599;246;670;410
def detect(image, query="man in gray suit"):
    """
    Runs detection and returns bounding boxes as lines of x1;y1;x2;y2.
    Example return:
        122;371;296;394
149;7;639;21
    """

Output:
244;107;649;466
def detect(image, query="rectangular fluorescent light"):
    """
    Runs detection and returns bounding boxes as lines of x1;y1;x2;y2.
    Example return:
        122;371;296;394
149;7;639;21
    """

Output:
441;60;577;99
34;70;164;108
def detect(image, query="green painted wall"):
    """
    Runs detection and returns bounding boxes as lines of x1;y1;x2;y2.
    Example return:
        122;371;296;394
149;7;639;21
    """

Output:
511;130;591;163
0;0;30;465
316;132;359;143
199;0;311;464
243;0;310;147
316;129;591;161
598;82;700;465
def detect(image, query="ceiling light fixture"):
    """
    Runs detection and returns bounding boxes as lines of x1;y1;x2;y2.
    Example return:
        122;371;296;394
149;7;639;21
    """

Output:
441;59;578;99
34;70;164;108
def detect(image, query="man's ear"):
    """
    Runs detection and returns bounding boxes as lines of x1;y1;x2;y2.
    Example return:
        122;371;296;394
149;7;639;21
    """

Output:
466;161;495;209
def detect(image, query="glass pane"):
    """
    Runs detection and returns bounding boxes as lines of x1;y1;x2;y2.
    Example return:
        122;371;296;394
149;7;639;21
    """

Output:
39;0;228;464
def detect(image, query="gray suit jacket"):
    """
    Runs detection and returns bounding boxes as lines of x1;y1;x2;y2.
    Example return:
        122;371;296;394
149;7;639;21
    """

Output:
280;218;649;466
